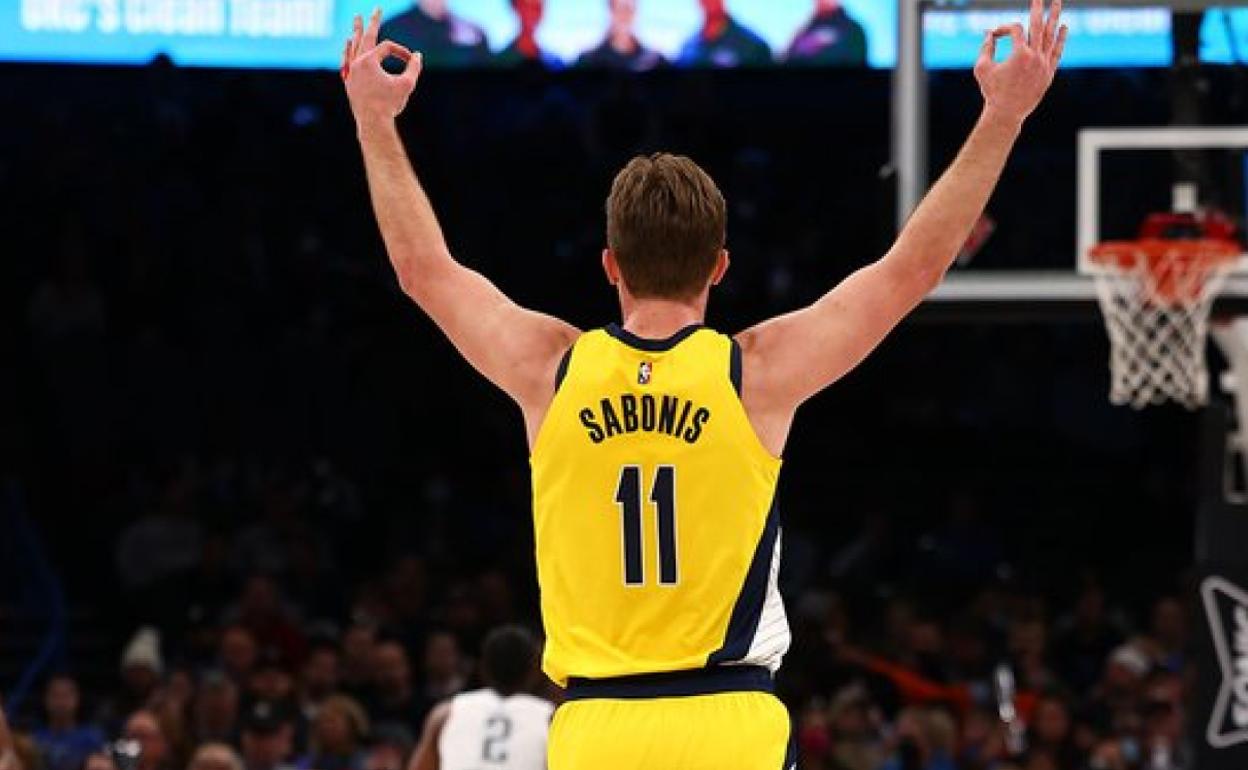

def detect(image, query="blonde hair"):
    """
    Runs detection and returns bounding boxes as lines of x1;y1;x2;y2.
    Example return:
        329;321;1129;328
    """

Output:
313;696;370;753
188;744;243;770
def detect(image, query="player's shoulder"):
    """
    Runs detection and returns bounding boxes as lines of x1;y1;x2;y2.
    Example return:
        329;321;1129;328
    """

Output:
446;688;498;713
503;692;555;717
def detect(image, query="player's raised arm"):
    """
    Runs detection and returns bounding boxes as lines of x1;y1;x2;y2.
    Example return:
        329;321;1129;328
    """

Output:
341;11;580;441
736;0;1067;447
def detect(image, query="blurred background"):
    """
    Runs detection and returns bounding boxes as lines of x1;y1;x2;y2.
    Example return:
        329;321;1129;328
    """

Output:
5;2;1248;770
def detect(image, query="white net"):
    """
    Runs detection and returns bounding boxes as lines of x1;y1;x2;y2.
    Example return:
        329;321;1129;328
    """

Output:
1092;246;1235;409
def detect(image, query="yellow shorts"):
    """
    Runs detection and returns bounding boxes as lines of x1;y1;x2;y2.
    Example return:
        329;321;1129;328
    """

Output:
548;667;794;770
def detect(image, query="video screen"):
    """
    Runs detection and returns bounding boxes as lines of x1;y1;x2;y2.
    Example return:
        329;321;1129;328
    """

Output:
923;6;1248;68
3;1;1247;70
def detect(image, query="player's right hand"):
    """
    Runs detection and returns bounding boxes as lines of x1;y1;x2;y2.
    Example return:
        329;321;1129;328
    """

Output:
973;0;1067;124
341;8;423;126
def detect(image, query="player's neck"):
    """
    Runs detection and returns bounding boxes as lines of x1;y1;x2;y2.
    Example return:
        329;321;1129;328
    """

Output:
620;299;706;339
609;28;635;53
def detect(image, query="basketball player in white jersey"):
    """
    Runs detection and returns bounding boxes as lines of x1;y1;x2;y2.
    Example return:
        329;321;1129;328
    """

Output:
408;627;553;770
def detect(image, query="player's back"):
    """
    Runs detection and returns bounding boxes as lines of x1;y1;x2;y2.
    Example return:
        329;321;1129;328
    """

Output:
437;689;553;770
532;324;795;769
530;324;789;685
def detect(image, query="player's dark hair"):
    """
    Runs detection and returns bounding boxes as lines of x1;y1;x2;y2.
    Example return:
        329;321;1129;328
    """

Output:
607;153;727;301
480;625;539;697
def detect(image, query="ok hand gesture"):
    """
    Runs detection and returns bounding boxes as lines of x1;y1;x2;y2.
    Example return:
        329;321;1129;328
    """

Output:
974;0;1068;123
341;8;423;126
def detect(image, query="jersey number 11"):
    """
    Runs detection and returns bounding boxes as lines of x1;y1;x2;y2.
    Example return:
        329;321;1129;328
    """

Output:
614;465;678;586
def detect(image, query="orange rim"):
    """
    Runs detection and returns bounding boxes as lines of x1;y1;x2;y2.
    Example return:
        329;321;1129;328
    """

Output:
1089;238;1240;304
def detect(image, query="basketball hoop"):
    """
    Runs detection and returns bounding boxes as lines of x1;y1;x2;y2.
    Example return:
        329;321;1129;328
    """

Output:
1089;237;1240;409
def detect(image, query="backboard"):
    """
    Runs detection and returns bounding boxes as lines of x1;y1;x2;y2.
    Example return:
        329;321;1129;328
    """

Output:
1077;127;1248;275
922;125;1248;323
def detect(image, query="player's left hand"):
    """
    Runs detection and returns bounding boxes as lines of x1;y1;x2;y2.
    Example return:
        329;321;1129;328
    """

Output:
974;0;1067;124
341;8;423;125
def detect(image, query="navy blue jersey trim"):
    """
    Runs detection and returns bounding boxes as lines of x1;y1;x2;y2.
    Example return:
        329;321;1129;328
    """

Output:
554;346;573;392
604;323;704;352
730;339;743;396
707;497;780;666
782;722;797;769
564;665;773;701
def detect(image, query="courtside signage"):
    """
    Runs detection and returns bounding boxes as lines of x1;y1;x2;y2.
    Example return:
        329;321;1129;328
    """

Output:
1202;575;1248;749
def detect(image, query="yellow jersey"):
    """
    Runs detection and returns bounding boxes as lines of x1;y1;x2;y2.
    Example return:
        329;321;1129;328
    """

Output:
530;323;788;686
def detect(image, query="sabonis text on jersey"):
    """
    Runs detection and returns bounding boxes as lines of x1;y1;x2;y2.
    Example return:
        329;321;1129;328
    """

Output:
579;394;710;445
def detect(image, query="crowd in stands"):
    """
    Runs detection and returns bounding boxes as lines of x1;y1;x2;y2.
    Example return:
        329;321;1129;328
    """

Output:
0;452;1204;770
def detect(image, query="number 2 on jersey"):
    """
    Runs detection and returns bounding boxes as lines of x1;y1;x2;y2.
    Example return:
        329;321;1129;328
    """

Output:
614;466;678;586
482;714;511;762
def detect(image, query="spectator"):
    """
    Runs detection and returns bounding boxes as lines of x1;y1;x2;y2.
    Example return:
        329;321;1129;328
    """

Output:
81;755;116;770
238;702;296;770
191;673;239;745
361;726;413;770
420;633;467;708
1148;596;1188;674
957;706;1008;770
1085;643;1150;739
575;0;666;72
366;643;420;735
297;697;368;770
114;475;203;594
494;0;560;69
379;1;491;68
1140;672;1191;770
1009;617;1058;692
219;627;259;685
1052;581;1126;694
224;576;307;668
338;625;377;703
121;711;170;770
98;630;164;732
826;684;885;770
1;697;19;770
1084;739;1132;770
187;744;243;770
785;0;867;67
677;0;771;68
881;707;957;770
232;479;315;580
1026;694;1080;768
297;644;341;724
248;655;295;705
158;669;196;716
32;675;105;770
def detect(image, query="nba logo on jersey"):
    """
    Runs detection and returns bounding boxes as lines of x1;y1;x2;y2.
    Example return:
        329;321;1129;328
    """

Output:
638;361;653;385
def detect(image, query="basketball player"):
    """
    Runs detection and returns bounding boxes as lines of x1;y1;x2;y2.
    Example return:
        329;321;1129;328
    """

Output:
340;1;1067;766
408;627;551;770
